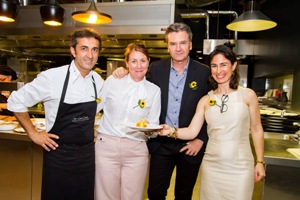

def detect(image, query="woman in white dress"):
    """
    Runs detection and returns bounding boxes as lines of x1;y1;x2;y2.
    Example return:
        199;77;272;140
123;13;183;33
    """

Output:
159;45;265;200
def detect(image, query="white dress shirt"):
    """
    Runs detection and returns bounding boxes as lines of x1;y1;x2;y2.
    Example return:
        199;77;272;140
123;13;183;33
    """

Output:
97;75;161;141
7;61;104;131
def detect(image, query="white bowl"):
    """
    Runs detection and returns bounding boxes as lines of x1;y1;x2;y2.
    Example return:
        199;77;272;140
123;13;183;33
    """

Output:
0;122;18;131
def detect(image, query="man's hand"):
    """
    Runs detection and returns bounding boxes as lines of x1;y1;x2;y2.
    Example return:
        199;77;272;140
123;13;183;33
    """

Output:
28;130;59;152
112;67;128;78
180;138;204;156
14;112;59;152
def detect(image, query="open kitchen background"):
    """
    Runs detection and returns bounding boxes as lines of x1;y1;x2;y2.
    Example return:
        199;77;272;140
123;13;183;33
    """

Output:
0;0;300;112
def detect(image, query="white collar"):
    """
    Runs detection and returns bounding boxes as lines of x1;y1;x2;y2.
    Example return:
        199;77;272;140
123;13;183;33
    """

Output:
70;61;93;83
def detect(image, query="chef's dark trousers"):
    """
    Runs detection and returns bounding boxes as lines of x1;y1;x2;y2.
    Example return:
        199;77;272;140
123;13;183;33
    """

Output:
147;144;201;200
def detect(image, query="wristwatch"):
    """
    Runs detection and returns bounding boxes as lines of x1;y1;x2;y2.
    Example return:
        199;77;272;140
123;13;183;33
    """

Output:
168;127;178;139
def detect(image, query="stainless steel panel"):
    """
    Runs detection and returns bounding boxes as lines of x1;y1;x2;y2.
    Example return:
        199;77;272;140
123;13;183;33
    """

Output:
203;39;256;55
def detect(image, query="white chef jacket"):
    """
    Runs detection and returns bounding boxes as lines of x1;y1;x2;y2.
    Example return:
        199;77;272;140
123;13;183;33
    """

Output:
7;61;104;131
97;75;161;141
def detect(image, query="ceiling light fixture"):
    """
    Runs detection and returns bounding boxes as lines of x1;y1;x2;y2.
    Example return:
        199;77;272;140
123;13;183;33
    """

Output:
226;0;277;32
40;0;65;26
72;0;112;24
0;0;18;22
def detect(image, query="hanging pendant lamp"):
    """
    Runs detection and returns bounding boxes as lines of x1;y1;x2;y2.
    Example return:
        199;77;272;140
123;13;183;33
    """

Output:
226;0;277;32
72;0;112;24
40;0;65;26
0;0;18;22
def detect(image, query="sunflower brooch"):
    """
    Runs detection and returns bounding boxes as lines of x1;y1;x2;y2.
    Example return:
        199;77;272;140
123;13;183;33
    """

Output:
189;81;198;90
208;95;229;113
208;98;217;106
133;99;146;109
92;96;102;103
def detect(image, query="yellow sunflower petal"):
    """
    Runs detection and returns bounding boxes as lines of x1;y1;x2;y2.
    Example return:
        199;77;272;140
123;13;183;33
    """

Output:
208;98;216;106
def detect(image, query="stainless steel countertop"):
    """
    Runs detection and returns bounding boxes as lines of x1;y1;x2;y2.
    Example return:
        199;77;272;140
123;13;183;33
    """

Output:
1;130;300;168
0;130;30;141
263;132;300;168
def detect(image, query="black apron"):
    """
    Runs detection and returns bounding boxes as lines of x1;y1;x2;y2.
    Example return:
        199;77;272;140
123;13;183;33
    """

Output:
41;66;97;200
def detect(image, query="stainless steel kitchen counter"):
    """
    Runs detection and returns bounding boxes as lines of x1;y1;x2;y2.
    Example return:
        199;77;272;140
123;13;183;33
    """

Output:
0;130;299;199
262;132;300;200
263;132;300;168
0;130;31;141
0;130;42;200
1;130;300;163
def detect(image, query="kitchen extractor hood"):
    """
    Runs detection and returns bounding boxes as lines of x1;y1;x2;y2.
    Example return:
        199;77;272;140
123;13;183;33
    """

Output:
0;0;175;35
0;34;170;59
0;0;175;60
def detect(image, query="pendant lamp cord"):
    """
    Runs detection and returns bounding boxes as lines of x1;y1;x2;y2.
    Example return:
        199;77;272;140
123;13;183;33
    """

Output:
216;1;220;39
228;0;233;39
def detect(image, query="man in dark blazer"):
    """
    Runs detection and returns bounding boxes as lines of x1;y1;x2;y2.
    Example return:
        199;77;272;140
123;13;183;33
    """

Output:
112;22;210;199
146;23;210;200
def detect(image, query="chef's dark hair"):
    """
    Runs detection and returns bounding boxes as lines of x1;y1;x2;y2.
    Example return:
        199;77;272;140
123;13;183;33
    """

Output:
0;65;18;80
70;28;102;59
207;45;240;90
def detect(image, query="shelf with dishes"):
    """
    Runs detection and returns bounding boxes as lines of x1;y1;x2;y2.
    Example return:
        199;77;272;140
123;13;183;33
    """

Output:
0;115;45;133
259;106;300;133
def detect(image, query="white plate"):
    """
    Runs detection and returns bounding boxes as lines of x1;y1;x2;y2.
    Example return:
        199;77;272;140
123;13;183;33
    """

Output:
125;122;162;131
31;118;46;130
260;110;274;115
267;112;299;117
0;122;18;131
13;127;26;133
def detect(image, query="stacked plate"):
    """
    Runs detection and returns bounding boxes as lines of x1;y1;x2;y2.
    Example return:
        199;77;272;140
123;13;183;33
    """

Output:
0;120;18;131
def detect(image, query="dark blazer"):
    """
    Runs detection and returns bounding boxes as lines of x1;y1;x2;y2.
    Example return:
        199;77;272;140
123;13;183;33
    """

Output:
147;58;210;163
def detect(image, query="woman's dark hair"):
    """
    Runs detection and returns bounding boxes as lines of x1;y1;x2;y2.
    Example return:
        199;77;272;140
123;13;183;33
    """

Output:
207;45;240;90
70;28;102;59
0;65;18;80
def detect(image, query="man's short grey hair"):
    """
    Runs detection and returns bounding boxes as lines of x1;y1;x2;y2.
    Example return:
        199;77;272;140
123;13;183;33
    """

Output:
165;22;193;42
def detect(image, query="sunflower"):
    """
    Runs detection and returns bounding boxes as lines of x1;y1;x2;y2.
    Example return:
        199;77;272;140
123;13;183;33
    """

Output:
92;96;102;103
208;98;216;106
189;81;198;90
138;100;146;108
133;99;146;109
95;97;102;103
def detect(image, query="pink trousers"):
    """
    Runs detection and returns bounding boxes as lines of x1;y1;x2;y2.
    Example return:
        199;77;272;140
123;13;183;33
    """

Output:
95;133;149;200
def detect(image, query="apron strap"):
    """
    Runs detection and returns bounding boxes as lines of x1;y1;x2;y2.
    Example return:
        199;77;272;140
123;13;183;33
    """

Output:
56;65;71;118
59;65;70;105
92;76;97;99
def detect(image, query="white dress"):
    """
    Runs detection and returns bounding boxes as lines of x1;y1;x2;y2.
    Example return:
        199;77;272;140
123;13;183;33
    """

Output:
200;87;254;200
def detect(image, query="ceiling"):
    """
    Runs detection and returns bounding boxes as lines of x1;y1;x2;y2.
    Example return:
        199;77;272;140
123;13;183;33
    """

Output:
0;0;250;63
